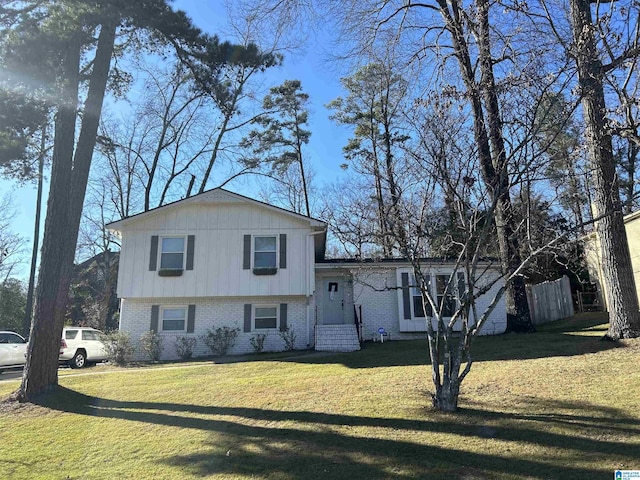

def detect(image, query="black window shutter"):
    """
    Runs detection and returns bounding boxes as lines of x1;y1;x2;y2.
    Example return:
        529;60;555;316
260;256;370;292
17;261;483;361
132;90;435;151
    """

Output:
149;236;159;271
279;303;288;331
244;304;252;332
186;235;195;270
187;304;196;333
243;235;251;270
279;234;287;269
151;305;159;332
401;273;411;319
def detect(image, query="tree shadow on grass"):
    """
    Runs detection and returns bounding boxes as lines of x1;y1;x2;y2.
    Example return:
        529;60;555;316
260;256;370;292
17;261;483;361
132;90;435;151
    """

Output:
287;313;619;369
36;387;639;479
535;312;608;333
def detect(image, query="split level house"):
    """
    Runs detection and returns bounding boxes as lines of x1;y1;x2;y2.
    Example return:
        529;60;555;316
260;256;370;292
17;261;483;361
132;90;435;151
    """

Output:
107;188;507;360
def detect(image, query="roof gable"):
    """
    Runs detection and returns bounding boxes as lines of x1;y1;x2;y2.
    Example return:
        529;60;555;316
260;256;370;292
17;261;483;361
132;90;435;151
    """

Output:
106;188;326;231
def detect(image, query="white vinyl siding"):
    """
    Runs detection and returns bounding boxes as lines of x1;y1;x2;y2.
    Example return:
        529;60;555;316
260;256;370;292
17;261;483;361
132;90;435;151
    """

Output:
116;194;315;299
162;306;187;331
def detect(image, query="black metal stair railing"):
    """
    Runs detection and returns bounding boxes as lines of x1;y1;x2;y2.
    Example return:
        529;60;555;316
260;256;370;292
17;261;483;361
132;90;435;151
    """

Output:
353;304;363;343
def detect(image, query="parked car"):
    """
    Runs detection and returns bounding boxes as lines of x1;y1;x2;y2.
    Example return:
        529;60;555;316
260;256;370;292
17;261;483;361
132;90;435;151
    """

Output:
60;327;108;368
0;331;28;371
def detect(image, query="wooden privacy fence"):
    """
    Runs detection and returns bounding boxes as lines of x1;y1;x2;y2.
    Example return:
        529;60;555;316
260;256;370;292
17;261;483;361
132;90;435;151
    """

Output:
526;275;575;325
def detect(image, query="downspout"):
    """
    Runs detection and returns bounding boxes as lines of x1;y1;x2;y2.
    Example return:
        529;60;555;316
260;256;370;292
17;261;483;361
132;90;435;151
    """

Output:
307;229;326;347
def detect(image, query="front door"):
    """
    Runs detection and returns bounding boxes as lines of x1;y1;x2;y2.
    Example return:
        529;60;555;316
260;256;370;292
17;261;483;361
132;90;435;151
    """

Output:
323;278;344;324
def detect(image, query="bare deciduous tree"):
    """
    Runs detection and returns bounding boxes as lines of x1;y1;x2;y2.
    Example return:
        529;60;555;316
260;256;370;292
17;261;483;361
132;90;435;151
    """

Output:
0;195;26;283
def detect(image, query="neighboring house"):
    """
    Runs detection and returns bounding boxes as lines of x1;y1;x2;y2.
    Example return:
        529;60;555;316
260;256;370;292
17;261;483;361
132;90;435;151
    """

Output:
585;209;640;311
67;251;120;331
107;188;507;360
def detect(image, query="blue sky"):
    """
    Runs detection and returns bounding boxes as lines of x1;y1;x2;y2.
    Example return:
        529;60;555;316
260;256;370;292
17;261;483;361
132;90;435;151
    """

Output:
173;0;350;187
1;0;351;279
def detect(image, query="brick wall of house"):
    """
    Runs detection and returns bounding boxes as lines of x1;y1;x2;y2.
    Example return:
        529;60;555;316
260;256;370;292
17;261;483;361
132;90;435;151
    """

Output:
120;296;312;360
352;268;412;340
352;266;507;340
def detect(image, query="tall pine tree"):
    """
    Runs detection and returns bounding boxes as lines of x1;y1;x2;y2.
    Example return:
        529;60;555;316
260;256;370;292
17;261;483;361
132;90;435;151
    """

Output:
0;0;266;400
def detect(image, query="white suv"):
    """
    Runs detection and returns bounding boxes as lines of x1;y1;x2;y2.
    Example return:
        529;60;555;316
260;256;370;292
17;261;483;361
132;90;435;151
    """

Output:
0;331;28;371
60;327;108;368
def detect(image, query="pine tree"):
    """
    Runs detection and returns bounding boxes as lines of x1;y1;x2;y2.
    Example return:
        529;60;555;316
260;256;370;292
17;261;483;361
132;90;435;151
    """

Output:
0;0;263;400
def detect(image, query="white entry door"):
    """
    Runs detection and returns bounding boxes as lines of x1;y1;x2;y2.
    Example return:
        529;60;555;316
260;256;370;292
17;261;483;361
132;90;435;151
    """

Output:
323;278;344;324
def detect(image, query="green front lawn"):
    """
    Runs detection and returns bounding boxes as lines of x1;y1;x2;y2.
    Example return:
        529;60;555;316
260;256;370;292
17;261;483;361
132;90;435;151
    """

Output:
1;313;639;479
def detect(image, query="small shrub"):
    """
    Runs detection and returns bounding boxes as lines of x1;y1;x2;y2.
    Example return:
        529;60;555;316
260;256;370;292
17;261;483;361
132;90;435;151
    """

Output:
139;331;163;362
279;327;296;351
175;336;197;360
249;333;267;353
103;330;135;366
200;326;240;356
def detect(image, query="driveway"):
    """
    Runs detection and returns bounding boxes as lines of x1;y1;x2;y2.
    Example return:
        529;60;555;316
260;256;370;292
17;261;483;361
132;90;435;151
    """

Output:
0;368;23;382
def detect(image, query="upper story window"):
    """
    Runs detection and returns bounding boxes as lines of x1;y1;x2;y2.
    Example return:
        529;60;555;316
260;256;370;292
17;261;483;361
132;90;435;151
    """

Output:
150;235;194;275
242;233;285;275
161;237;185;270
254;236;277;269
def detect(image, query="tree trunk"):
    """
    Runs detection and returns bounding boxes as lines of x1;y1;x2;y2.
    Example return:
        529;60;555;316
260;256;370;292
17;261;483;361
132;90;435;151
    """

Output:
382;111;408;254
621;135;637;215
437;0;533;332
294;121;311;217
429;322;463;412
432;381;460;412
23;125;46;337
475;0;532;332
18;21;117;401
569;0;640;339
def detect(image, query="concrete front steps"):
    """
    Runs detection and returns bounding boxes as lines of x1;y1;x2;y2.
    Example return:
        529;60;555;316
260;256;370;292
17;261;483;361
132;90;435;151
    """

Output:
315;324;361;352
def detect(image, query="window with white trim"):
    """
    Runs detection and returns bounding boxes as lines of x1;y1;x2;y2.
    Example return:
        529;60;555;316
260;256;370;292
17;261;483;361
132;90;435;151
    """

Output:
254;236;277;269
160;237;185;270
161;306;187;331
412;274;432;318
253;305;278;330
436;274;456;317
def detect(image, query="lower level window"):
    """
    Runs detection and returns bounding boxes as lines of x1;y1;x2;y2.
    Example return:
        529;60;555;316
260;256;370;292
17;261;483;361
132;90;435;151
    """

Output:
254;306;278;330
436;275;456;317
162;307;186;331
412;274;432;318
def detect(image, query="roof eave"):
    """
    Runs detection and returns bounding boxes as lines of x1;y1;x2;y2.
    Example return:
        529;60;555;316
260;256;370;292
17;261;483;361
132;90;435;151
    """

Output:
106;187;327;231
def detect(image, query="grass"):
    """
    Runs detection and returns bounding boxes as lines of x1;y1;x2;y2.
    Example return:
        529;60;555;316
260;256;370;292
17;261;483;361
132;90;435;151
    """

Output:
0;312;638;479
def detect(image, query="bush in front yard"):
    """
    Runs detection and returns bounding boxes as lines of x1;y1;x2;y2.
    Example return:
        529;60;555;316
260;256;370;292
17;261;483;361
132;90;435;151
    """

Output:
140;331;163;362
279;327;296;351
249;333;267;353
200;327;240;356
103;331;135;366
175;336;197;360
